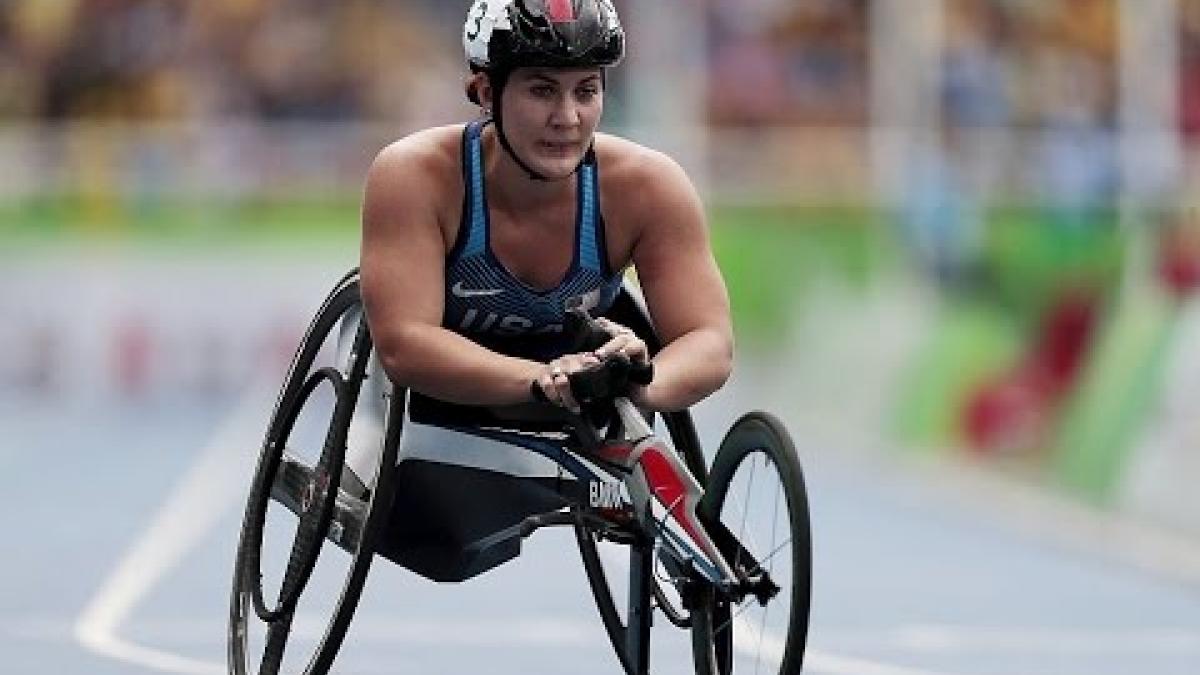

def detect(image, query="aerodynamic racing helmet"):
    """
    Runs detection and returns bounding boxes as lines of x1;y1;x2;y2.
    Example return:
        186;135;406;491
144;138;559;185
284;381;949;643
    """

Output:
464;0;625;76
463;0;623;181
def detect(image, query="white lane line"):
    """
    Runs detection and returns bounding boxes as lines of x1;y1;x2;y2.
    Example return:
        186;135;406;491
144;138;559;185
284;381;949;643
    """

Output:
73;387;269;674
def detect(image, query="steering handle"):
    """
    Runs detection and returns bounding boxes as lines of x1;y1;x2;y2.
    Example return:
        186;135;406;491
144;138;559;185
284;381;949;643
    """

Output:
567;306;653;385
530;307;654;405
529;353;653;404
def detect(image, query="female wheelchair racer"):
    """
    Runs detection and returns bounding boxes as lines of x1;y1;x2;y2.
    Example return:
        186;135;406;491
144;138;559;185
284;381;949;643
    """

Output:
228;269;812;675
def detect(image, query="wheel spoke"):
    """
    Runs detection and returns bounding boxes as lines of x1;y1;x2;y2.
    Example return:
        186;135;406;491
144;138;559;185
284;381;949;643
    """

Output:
733;614;787;665
734;452;758;572
768;461;782;578
712;591;760;639
753;472;783;674
755;588;771;675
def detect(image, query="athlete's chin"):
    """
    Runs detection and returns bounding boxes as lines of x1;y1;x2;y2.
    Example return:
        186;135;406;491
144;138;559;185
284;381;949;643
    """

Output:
528;156;582;181
525;143;585;178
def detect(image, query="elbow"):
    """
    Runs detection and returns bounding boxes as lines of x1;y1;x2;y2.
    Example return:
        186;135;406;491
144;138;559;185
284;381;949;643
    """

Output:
374;325;424;388
715;346;734;390
377;348;410;387
708;338;734;394
712;327;734;388
376;346;410;387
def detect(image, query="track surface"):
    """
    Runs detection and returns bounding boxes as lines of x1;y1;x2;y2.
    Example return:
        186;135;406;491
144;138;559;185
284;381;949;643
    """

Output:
3;366;1200;675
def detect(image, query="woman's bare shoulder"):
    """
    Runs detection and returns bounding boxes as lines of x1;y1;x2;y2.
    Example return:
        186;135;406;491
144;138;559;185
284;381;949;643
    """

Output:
594;133;695;210
362;124;468;250
595;132;661;171
370;124;465;180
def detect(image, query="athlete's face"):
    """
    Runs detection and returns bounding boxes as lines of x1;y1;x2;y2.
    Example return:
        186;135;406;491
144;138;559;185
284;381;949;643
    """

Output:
496;67;604;180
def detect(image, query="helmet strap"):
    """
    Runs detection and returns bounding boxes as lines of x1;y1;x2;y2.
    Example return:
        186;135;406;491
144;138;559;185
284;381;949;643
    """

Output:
493;107;550;182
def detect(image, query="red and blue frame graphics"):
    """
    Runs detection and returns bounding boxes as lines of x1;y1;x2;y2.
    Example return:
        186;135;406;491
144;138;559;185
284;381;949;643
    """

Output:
375;423;726;584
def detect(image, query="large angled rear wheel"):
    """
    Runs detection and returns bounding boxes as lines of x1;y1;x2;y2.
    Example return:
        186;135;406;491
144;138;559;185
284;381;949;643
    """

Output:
229;272;403;675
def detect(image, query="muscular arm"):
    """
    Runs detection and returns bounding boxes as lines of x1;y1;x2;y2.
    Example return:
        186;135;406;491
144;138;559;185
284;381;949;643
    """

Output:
628;152;734;411
360;137;543;405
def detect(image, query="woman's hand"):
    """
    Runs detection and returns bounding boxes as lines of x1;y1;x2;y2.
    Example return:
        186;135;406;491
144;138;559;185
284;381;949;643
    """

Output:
533;319;652;412
589;318;649;365
590;318;652;407
534;352;600;413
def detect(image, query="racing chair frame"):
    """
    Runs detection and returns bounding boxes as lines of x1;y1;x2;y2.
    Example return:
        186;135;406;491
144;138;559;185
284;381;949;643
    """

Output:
228;268;810;675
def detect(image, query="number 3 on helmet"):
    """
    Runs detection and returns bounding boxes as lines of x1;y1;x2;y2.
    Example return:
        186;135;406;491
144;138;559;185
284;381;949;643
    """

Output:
463;0;625;73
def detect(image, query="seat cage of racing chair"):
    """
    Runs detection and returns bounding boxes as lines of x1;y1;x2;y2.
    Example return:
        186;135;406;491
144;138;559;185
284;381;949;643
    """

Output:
368;279;711;583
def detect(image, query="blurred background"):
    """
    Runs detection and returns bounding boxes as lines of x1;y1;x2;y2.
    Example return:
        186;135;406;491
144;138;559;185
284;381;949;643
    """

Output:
3;1;1200;673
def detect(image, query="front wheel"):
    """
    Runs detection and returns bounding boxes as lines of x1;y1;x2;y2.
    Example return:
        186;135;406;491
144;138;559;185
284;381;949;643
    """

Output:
692;412;812;675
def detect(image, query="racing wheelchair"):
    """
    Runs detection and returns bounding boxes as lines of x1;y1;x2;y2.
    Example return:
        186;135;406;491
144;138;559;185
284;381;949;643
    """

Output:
228;268;811;675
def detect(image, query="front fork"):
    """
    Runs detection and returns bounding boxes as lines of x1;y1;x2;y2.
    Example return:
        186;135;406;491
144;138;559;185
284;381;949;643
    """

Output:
605;399;780;609
607;400;740;590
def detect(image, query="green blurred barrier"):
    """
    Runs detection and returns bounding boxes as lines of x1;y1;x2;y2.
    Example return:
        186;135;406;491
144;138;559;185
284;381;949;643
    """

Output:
709;204;883;346
0;198;886;346
892;300;1022;452
1053;282;1176;504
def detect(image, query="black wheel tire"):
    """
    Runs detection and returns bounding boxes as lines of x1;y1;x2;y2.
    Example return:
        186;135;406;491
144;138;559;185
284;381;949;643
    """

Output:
229;272;403;675
692;412;812;675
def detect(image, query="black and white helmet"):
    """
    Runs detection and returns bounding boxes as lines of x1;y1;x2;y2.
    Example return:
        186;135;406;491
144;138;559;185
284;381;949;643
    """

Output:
464;0;625;73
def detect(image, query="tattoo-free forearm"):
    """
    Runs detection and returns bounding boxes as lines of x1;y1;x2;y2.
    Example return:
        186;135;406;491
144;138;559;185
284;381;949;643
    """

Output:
374;322;542;405
637;327;733;411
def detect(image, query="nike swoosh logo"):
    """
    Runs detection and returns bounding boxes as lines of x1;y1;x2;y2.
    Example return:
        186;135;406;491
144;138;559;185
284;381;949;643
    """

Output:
452;281;505;298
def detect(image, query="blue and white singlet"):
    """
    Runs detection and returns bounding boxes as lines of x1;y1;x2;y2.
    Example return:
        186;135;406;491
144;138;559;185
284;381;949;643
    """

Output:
380;120;629;582
441;118;625;362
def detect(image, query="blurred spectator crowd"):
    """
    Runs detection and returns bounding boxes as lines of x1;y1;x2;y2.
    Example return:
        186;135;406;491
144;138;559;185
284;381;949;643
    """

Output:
706;0;870;127
0;0;467;124
0;0;1141;134
0;0;1113;127
705;0;1119;131
0;0;1190;211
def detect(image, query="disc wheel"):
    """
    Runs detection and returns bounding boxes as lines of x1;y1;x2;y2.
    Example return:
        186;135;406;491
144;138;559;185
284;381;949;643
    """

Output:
229;271;403;675
692;412;811;675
